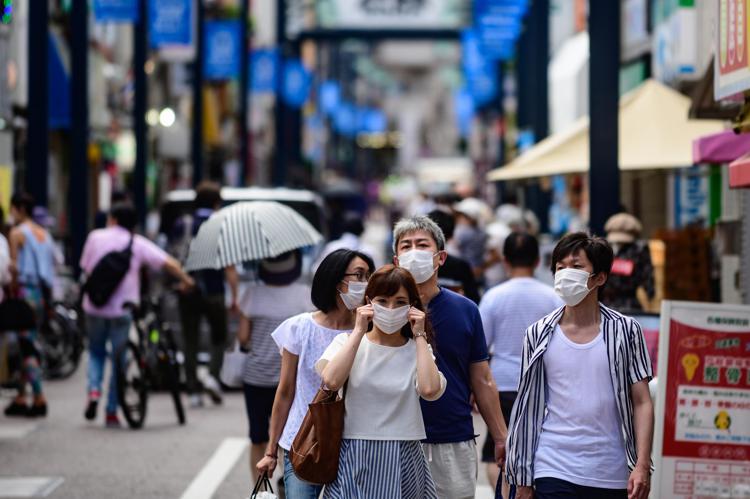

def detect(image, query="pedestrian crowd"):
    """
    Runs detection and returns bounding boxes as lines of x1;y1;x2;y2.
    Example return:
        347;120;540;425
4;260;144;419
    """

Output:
0;185;655;499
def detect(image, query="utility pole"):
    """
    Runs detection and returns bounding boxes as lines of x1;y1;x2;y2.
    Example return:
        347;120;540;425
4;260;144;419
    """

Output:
70;0;89;273
588;0;621;235
25;1;48;206
273;0;287;186
240;0;250;185
192;0;205;186
133;0;148;227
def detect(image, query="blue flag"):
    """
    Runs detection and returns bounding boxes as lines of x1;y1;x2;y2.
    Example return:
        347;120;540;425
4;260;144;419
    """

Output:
281;59;312;108
250;49;279;93
204;21;241;81
149;0;193;48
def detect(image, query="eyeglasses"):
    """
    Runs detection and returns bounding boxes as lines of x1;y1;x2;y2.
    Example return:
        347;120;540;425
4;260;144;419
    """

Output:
343;272;370;282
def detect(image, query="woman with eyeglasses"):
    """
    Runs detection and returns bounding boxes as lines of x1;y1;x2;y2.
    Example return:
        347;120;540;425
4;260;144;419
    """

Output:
256;249;375;498
316;265;446;498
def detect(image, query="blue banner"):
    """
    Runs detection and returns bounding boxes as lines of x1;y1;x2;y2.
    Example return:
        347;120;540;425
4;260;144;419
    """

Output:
473;0;527;61
334;103;356;137
318;81;340;116
93;0;138;22
149;0;193;48
281;59;312;108
48;35;70;129
364;109;387;133
454;88;475;138
204;21;241;81
461;29;498;105
250;49;279;93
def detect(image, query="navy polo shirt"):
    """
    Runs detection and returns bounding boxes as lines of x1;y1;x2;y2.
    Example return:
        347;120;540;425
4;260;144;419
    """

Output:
421;288;489;444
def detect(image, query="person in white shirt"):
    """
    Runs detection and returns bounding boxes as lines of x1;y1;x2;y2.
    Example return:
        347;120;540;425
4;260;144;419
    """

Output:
479;233;563;490
255;248;375;497
317;265;446;498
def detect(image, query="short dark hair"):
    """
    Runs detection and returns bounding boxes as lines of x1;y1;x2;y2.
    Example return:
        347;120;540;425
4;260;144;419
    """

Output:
311;249;375;313
427;209;455;240
195;181;222;210
11;192;35;216
550;232;613;277
110;202;138;231
342;212;364;236
504;232;539;268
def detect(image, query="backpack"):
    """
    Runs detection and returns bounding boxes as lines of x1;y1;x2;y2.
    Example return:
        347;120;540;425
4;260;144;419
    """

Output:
83;237;134;307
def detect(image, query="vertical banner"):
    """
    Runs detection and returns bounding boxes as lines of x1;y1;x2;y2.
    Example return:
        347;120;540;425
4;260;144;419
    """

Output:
92;0;138;22
203;20;241;81
149;0;193;48
715;0;750;99
653;301;750;498
281;59;312;108
250;49;279;93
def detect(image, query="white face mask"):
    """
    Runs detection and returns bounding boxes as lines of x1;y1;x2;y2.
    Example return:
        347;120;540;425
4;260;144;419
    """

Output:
554;268;595;307
398;249;437;284
372;302;410;334
339;281;367;310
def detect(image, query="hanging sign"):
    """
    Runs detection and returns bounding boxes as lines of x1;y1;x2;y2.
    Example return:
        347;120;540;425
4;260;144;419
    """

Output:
319;81;341;116
281;59;312;108
653;301;750;499
149;0;193;48
715;0;750;99
250;49;278;93
204;20;241;81
93;0;138;23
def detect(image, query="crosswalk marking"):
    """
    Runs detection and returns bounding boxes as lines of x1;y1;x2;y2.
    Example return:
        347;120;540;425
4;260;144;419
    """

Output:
0;477;64;497
180;437;248;499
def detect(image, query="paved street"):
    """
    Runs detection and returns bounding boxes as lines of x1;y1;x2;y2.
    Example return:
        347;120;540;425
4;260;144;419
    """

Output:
1;360;495;498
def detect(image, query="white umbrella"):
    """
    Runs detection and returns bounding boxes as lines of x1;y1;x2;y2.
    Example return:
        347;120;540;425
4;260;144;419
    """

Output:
184;201;323;271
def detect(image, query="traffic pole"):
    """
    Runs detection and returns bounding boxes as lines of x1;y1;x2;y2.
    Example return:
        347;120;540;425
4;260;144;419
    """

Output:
192;0;205;186
588;0;621;235
25;1;48;206
133;0;148;228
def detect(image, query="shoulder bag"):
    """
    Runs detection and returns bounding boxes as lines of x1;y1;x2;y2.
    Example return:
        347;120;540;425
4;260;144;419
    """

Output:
289;382;347;485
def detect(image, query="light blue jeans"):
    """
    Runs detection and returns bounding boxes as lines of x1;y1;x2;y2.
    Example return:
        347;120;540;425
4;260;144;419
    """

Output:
283;450;323;499
85;314;131;414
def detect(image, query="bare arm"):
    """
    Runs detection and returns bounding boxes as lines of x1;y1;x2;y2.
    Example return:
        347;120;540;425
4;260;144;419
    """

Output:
8;228;22;286
410;307;442;400
257;350;299;475
471;360;508;467
163;256;194;289
237;314;252;347
628;380;654;499
225;265;239;313
320;305;371;390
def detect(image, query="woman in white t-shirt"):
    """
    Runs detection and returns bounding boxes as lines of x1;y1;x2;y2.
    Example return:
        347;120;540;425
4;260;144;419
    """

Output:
255;248;375;498
316;265;446;499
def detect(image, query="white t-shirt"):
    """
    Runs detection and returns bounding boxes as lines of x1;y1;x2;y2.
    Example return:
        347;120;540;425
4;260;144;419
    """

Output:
534;325;629;489
316;333;446;441
271;313;351;451
0;234;9;302
240;282;313;387
479;277;563;392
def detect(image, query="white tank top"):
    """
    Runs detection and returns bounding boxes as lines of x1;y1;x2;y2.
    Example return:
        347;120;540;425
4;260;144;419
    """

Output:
533;325;629;489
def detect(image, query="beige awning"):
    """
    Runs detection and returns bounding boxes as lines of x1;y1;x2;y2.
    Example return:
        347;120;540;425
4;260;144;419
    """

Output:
487;79;726;182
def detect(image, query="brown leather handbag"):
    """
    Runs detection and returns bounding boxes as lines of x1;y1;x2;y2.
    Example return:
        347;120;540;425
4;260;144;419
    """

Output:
289;383;346;485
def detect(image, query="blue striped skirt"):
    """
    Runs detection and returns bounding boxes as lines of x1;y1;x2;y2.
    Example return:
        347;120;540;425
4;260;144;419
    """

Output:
323;439;438;499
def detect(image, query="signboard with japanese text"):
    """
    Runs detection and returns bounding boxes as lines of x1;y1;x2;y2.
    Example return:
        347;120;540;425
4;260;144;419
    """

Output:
715;0;750;100
653;301;750;499
149;0;193;48
317;0;466;29
93;0;138;23
203;21;241;81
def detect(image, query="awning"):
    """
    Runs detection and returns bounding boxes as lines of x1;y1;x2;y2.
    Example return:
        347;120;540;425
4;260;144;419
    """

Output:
488;79;726;182
729;153;750;188
693;130;750;164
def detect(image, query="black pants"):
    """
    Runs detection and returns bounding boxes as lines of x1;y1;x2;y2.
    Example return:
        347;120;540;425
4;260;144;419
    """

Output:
533;477;627;499
178;292;228;393
482;391;518;462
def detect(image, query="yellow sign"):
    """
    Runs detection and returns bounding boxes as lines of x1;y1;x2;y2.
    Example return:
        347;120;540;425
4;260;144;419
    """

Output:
681;353;700;381
0;165;12;216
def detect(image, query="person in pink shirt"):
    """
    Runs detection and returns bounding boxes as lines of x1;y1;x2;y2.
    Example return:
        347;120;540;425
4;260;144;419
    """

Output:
79;202;194;428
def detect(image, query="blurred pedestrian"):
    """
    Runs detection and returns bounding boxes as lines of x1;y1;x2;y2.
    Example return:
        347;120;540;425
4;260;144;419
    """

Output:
0;206;11;302
478;233;562;490
4;193;55;417
313;211;378;271
601;213;655;312
505;233;653;499
256;249;375;496
237;250;314;482
317;265;446;498
426;209;480;303
80;202;194;427
453;198;489;278
178;181;237;408
393;216;506;499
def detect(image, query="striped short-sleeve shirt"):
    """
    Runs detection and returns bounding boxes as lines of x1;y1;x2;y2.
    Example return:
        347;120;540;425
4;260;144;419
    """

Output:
505;303;653;487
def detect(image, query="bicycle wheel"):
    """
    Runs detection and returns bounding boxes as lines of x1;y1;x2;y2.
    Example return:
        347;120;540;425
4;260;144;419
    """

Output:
40;306;84;380
116;341;148;429
164;358;185;425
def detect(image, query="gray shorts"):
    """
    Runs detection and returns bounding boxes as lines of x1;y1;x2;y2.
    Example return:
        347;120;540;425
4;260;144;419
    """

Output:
422;440;478;499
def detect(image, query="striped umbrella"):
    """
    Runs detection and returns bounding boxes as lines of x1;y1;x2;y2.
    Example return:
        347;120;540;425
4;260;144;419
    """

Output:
184;201;323;271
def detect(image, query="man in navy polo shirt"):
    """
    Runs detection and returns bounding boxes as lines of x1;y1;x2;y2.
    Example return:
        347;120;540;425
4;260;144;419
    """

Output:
393;215;507;499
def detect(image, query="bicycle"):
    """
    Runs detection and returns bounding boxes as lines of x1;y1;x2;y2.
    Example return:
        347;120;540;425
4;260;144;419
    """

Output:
39;301;84;380
115;297;185;429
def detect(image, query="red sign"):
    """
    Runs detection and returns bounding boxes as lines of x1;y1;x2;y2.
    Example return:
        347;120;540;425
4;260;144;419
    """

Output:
719;0;748;75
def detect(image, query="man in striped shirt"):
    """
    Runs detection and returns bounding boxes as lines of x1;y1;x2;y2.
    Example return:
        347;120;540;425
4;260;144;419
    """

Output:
505;233;653;499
